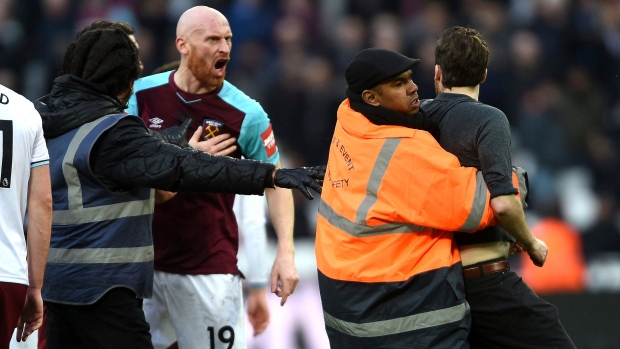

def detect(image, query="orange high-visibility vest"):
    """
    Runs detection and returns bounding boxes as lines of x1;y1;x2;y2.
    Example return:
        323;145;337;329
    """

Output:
315;100;502;347
316;100;498;283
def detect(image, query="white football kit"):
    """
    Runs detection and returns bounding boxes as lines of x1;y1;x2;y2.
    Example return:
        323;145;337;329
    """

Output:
0;84;49;287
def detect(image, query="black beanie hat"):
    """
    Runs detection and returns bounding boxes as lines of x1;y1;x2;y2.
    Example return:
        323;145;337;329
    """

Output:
345;48;420;94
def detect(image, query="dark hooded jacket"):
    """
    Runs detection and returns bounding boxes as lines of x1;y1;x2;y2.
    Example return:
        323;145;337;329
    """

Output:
36;74;275;194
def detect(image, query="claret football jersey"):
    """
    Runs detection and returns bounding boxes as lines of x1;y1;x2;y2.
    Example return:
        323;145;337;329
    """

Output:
127;71;279;275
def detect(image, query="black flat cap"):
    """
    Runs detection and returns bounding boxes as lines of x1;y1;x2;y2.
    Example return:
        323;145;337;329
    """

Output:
345;48;420;94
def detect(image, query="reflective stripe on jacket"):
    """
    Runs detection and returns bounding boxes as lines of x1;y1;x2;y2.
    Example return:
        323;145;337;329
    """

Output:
44;114;154;305
315;100;497;348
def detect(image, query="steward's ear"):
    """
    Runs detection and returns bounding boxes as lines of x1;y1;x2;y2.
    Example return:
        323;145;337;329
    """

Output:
434;64;441;82
480;68;487;84
362;89;381;107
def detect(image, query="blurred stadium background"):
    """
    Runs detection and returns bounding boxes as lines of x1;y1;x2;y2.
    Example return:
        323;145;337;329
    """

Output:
4;0;620;348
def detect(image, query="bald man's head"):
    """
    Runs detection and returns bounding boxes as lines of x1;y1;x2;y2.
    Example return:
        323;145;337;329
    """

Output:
176;6;227;38
174;6;232;91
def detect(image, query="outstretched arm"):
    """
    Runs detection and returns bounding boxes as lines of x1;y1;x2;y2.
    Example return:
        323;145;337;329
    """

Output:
92;117;324;197
16;165;52;342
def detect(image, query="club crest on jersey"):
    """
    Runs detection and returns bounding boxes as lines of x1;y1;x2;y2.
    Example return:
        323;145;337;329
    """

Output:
149;117;164;129
261;124;277;158
202;119;225;140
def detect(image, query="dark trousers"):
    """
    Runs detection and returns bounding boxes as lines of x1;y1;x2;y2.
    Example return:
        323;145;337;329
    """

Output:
0;282;28;349
45;287;153;349
466;269;576;349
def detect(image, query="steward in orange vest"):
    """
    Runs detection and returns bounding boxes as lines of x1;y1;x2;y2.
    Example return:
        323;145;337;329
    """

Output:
315;48;512;348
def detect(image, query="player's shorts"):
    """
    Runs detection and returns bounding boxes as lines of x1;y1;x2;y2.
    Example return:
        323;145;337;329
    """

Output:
143;271;246;349
0;282;28;347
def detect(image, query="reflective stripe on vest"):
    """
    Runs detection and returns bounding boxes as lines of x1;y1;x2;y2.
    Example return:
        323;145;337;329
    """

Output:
355;138;400;223
52;202;154;225
47;246;153;264
319;199;429;237
323;302;469;338
459;171;488;232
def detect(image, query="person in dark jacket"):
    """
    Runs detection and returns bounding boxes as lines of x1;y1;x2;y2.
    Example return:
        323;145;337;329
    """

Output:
36;27;324;349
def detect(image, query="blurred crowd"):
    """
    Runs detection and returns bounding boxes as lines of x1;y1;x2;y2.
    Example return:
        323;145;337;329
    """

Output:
2;0;620;293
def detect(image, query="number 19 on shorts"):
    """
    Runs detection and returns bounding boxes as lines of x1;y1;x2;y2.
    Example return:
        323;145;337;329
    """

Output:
207;325;234;349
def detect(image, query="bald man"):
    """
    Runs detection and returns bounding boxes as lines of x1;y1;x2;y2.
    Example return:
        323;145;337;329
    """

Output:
128;6;298;349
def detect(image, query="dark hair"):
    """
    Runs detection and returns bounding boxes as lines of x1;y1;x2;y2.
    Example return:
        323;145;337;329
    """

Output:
435;26;489;89
61;21;137;75
61;28;141;98
77;20;135;37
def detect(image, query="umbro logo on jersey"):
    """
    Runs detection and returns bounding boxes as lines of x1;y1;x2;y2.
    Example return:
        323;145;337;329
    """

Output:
149;117;164;129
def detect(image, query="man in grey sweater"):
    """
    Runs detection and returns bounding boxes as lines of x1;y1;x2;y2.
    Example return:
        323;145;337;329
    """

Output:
422;26;575;349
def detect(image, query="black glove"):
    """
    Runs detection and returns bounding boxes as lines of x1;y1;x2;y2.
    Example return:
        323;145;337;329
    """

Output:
151;118;192;147
274;165;326;200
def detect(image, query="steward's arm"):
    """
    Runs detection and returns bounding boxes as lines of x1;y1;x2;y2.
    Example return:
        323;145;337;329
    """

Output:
92;117;275;194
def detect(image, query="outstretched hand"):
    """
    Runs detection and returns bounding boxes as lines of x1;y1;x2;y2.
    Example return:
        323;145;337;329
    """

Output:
274;165;326;200
159;118;192;147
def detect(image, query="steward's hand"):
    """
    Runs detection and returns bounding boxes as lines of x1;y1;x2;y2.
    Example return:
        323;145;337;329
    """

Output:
274;165;326;200
159;118;191;147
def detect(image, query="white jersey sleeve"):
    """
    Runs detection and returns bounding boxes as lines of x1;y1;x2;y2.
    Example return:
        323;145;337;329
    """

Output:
31;116;49;167
235;193;269;288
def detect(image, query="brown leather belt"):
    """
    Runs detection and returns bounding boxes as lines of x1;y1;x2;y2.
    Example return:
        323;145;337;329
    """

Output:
463;259;510;279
